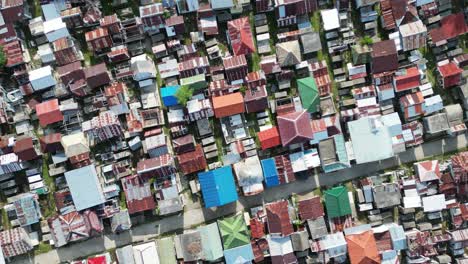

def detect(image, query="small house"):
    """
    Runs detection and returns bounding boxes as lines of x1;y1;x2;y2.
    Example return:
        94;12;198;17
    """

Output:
371;40;398;75
84;63;111;90
346;230;381;264
0;227;33;257
13;137;39;161
29;66;56;91
85;28;113;52
130;54;156;82
393;67;421;93
165;15;184;37
276;40;302;67
415;160;440;182
265;200;293;237
161;86;180;107
297;77;320;113
227;17;256;56
277;110;314;146
64;165;105;211
121;175;156;214
35;99;63;127
139;3;165;32
177;144;206;174
438;62;463;89
257;126;281;150
198;166;238;208
43;17;70;42
244;86;268;113
399;20;427;51
212;92;245;118
324;186;352;219
223;55;249;84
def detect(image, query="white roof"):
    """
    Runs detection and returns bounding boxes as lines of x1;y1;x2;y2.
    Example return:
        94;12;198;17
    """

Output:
320;9;340;31
43;17;66;33
29;66;53;81
399;20;427;37
289;150;321;173
422;194;446;212
133;241;159;264
403;196;421;208
267;236;294;256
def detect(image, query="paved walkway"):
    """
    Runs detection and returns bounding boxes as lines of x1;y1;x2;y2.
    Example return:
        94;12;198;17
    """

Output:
14;133;468;264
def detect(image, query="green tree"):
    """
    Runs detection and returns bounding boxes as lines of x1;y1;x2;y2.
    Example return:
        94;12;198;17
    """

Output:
163;10;171;19
0;46;6;69
175;85;193;106
360;36;373;46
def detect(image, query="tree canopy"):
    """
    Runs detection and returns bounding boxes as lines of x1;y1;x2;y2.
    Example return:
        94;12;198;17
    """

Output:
175;85;193;106
0;46;6;69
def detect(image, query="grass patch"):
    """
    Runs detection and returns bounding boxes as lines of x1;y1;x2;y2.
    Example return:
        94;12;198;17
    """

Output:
40;155;56;218
419;46;454;104
27;0;42;18
249;52;261;72
1;209;10;230
34;242;52;255
120;191;127;209
313;187;323;197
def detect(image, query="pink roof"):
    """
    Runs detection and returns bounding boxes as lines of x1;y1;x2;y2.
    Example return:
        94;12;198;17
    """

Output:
227;17;256;56
277;110;314;146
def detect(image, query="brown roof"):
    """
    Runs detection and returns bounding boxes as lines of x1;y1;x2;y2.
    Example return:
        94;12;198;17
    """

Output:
277;110;314;146
165;15;184;26
40;133;63;153
223;55;248;69
85;28;109;42
13;137;38;161
371;40;398;74
212;92;245;118
298;196;324;221
177;145;206;175
172;134;195;154
266;200;293;236
84;63;111;89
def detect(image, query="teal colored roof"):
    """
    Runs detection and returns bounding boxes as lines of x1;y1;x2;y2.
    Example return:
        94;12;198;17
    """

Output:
161;85;180;97
218;213;250;250
324;186;351;218
297;77;320;113
198;223;224;261
157;237;177;264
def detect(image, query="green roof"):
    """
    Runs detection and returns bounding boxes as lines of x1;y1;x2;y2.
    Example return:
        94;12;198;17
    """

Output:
297;77;320;113
157;237;177;264
180;74;208;90
198;223;224;261
324;186;352;218
217;213;250;250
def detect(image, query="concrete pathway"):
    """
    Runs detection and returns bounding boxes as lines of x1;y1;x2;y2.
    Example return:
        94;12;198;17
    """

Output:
14;133;468;264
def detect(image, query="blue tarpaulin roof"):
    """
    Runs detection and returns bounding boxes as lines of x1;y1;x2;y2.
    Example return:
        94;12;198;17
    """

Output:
261;158;279;187
198;166;238;208
161;86;180;107
223;244;254;264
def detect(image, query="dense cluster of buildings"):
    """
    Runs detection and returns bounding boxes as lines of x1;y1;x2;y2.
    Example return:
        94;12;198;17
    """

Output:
0;0;464;263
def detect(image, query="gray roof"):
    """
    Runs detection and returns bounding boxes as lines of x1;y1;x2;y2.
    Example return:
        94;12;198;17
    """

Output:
423;113;450;134
373;183;401;209
276;41;301;67
319;138;336;165
291;231;309;251
300;32;322;54
307;216;328;239
116;245;135;264
444;104;463;126
111;210;132;233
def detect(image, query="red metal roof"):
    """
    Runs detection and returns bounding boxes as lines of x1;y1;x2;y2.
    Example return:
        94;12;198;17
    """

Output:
177;144;206;175
265;200;293;236
371;40;398;74
250;218;265;239
430;13;468;44
85;28;109;42
277;110;314;146
227;17;256;56
121;175;156;214
40;133;62;153
438;62;463;77
35;99;63;127
223;54;248;69
298;196;324;221
257;126;281;150
394;67;420;92
87;256;106;264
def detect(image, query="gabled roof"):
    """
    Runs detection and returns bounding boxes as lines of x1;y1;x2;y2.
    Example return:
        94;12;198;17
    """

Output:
35;99;63;127
198;166;238;208
297;77;320;113
212;92;245;118
298;196;324;221
394;67;420;92
277;110;314;146
346;230;380;264
227;17;255;56
371;40;398;74
265;200;294;236
218;213;250;250
257;126;281;150
324;186;351;218
438;62;463;77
